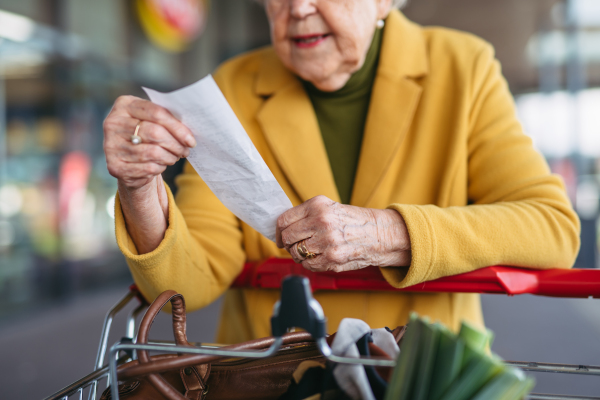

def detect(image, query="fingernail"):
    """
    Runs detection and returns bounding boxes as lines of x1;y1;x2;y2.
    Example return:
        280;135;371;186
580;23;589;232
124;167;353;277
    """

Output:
186;135;196;148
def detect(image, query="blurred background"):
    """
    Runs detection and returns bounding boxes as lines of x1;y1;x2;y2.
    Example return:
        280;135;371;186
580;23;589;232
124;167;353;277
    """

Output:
0;0;599;398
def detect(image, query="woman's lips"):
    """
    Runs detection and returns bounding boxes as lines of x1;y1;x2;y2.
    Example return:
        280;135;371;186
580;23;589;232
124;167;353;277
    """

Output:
291;33;330;48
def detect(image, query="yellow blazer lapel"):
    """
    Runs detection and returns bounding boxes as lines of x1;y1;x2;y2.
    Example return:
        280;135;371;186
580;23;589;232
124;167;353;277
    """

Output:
351;10;429;207
255;53;340;204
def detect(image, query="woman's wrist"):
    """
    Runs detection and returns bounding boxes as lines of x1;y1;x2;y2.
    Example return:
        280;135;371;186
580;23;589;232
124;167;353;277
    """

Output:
373;208;412;267
118;176;169;254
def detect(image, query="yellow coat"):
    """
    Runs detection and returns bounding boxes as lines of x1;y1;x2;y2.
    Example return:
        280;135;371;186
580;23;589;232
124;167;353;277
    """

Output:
115;10;580;343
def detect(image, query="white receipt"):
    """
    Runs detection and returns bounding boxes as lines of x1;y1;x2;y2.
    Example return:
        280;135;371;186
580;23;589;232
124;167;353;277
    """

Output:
143;75;292;242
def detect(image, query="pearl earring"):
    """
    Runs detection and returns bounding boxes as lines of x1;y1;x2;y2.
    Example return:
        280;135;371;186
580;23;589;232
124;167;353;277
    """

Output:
376;19;385;28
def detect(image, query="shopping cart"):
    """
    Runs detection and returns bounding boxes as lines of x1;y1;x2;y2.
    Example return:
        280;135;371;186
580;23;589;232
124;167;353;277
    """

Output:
44;258;600;400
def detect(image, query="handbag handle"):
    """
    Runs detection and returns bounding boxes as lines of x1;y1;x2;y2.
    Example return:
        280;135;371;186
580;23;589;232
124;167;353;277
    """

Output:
137;290;190;347
136;290;193;400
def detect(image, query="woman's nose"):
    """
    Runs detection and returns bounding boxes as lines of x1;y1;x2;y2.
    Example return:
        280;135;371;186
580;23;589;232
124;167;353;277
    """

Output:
290;0;318;19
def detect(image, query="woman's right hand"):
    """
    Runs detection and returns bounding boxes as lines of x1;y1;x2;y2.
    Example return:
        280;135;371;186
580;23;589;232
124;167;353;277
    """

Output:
103;95;196;189
103;96;196;254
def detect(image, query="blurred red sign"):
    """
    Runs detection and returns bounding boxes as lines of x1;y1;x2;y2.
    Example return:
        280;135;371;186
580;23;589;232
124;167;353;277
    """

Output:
154;0;203;37
136;0;207;52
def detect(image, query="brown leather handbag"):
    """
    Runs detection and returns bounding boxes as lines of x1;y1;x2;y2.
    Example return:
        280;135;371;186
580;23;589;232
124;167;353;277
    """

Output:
101;290;405;400
101;290;327;400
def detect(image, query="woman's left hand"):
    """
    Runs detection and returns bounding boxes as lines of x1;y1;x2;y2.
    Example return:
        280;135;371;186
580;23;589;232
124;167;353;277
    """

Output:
276;196;411;272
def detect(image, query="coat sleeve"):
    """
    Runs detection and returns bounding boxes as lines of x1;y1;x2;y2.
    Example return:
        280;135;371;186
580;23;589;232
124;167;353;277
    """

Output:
114;161;246;311
113;62;257;311
381;44;581;288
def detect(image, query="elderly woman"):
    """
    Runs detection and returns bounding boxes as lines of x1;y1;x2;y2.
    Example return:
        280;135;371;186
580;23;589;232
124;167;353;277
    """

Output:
103;0;580;343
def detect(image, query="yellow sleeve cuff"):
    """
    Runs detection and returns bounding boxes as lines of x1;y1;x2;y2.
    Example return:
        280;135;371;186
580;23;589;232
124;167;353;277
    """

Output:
379;204;437;288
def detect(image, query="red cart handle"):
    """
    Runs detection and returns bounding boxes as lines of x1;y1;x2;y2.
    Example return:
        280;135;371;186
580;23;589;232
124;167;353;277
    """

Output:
231;257;600;299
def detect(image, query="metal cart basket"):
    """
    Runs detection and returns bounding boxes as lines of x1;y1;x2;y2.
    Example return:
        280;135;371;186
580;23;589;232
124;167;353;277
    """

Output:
44;258;600;400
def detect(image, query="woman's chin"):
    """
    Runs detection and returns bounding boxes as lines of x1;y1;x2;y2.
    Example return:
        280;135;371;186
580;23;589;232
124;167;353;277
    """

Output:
288;57;357;92
299;70;351;92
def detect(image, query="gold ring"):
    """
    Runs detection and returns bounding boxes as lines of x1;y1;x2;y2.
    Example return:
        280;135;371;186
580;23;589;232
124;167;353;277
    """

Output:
297;240;316;259
131;121;143;145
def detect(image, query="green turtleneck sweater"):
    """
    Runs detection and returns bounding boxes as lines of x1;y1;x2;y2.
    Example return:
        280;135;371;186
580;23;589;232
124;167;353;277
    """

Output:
302;26;383;204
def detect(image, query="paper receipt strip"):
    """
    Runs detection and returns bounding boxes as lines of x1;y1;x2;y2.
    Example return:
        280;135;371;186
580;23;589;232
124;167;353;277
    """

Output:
143;75;292;241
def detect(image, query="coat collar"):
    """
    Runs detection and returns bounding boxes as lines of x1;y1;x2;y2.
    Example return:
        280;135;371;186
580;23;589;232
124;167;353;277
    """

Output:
255;10;428;206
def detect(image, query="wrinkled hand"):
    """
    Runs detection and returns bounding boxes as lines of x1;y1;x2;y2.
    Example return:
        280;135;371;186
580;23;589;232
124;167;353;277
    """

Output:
103;95;197;190
276;196;411;272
